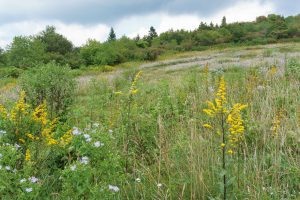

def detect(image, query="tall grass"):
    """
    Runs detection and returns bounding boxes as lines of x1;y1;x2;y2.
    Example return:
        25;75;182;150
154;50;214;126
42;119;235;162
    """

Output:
66;58;300;199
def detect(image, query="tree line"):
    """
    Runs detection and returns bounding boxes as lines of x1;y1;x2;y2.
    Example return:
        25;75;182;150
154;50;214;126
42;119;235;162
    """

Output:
0;14;299;70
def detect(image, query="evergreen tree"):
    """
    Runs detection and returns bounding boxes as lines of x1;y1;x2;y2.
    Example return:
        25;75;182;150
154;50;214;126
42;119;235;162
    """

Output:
146;26;158;46
221;16;227;27
108;27;116;42
149;26;158;39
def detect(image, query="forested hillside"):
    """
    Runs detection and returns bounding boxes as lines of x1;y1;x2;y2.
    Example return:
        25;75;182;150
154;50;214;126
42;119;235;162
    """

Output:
0;14;299;71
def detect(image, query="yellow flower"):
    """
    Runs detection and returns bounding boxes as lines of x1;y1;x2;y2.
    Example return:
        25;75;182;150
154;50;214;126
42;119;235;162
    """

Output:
203;77;227;117
25;149;30;161
32;102;48;125
271;111;282;136
227;149;234;154
25;133;35;140
129;71;142;95
221;143;225;148
47;138;58;145
227;103;247;148
9;91;30;121
203;109;214;116
203;124;213;129
0;104;8;119
131;89;138;95
60;129;73;146
114;91;123;95
19;138;25;143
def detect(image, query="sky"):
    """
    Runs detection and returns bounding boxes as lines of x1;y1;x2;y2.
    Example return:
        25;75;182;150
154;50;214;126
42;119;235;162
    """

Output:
0;0;299;47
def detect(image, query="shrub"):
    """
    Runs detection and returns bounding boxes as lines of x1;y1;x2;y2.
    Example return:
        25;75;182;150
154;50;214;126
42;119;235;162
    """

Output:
285;58;300;79
20;62;76;119
0;67;23;78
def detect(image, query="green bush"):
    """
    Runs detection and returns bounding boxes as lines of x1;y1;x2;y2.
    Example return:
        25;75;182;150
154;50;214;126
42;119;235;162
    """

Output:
20;62;76;119
285;58;300;79
0;67;23;78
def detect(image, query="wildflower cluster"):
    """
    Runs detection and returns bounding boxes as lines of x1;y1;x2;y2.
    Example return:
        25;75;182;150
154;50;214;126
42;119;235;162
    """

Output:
203;77;247;154
129;71;142;95
227;103;248;154
0;91;73;161
271;110;282;136
203;76;227;118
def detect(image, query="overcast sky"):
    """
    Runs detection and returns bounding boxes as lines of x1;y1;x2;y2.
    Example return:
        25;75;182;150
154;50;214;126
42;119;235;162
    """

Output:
0;0;299;47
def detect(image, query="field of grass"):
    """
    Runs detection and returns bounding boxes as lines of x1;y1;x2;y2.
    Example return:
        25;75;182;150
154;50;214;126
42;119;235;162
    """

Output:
0;43;299;199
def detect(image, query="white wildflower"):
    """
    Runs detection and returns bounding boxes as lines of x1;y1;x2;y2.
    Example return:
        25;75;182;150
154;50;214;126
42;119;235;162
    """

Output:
25;188;33;193
70;165;77;171
157;183;162;188
20;178;26;183
83;134;90;138
93;123;100;127
28;176;39;183
94;141;104;148
80;156;89;165
108;185;120;192
86;138;92;143
72;127;82;135
5;166;10;171
0;130;6;134
108;129;113;134
135;178;141;183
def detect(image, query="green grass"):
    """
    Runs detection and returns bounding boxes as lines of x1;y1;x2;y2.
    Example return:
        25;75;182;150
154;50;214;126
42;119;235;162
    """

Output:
0;43;300;199
67;54;300;199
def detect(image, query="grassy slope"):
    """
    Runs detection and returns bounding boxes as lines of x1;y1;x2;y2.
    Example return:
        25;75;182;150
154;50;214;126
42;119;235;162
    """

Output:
69;42;300;199
0;42;299;199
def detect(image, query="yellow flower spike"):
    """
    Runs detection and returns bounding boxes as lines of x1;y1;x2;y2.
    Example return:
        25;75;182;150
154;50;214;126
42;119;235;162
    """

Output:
32;102;48;125
25;149;30;161
203;124;213;129
60;129;73;146
131;89;138;95
227;103;247;151
0;104;8;119
203;109;214;116
129;71;142;95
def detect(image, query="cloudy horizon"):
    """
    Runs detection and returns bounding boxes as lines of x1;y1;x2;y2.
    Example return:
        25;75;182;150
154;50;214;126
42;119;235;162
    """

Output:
0;0;299;48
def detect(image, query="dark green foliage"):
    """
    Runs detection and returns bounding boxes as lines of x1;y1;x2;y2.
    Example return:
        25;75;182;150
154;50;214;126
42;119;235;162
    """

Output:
0;67;23;78
7;36;45;68
20;62;76;119
0;47;7;66
221;16;227;27
37;26;73;55
108;27;117;42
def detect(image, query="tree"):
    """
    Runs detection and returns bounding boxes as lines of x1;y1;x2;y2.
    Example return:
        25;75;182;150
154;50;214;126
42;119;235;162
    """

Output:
146;26;158;46
149;26;158;39
221;16;227;27
0;47;7;66
108;27;116;42
7;36;45;68
37;26;73;55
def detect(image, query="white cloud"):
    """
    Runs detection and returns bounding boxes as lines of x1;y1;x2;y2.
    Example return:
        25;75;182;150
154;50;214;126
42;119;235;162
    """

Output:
0;0;275;48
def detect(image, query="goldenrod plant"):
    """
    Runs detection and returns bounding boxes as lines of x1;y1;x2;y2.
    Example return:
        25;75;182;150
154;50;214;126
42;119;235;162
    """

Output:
203;76;247;200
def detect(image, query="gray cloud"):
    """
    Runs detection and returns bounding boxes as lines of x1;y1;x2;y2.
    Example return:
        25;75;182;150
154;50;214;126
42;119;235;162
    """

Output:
0;0;279;25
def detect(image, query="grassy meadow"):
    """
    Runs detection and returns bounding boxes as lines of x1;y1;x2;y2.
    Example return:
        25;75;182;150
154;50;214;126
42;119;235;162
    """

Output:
0;43;299;199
